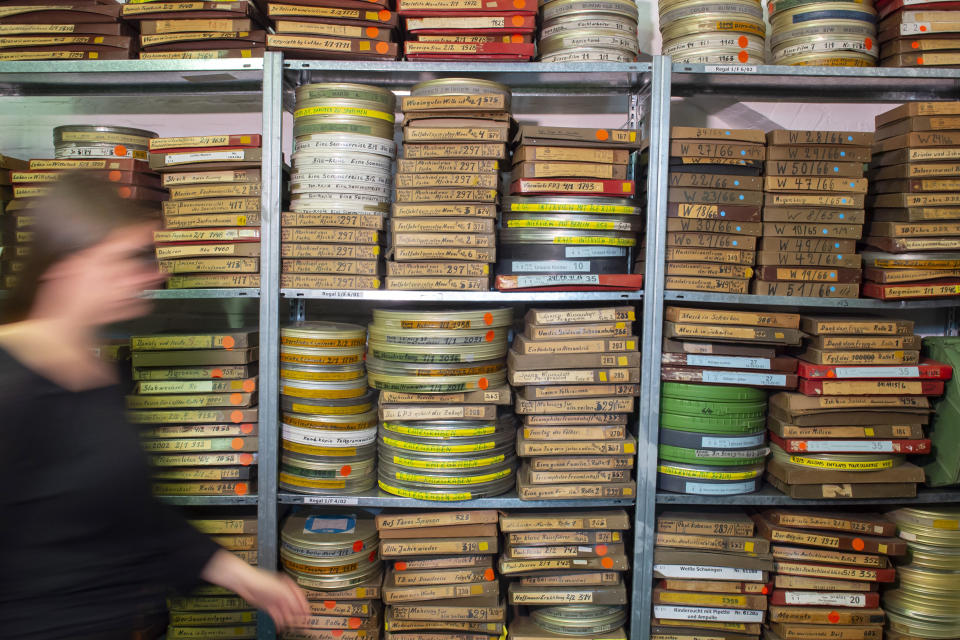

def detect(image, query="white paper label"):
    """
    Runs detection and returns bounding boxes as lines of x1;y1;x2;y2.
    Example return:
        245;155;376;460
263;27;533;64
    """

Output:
900;21;931;34
512;260;591;273
900;531;917;541
702;370;786;386
302;496;360;505
688;355;772;370
783;591;866;606
516;274;600;287
802;440;895;452
166;150;246;165
701;434;766;449
565;246;626;258
653;605;764;623
834;366;920;378
704;65;758;73
684;480;758;495
653;565;764;581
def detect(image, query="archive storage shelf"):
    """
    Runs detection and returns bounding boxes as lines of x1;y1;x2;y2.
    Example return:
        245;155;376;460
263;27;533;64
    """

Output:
4;56;960;640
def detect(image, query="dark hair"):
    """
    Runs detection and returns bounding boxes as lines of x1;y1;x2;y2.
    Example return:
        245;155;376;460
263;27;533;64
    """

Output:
2;172;157;323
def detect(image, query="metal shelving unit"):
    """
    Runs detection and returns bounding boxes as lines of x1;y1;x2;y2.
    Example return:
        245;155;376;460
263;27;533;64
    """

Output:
664;290;960;310
655;486;960;506
278;490;635;508
282;289;644;302
144;288;261;299
159;495;260;506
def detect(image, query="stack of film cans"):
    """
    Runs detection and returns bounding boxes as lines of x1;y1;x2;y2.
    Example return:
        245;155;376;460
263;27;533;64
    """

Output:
658;306;805;496
511;306;638;501
886;507;960;638
283;83;396;291
864;102;960;300
759;129;872;298
53;123;154;164
149;133;263;289
0;153;28;290
499;125;645;292
377;510;505;640
0;3;127;61
279;322;377;495
538;0;641;63
368;307;517;500
265;0;399;60
664;127;764;295
877;0;960;66
768;315;944;499
768;0;878;65
652;511;771;640
755;510;903;640
500;510;631;640
659;0;765;64
398;0;536;59
389;79;511;291
126;331;259;498
279;512;383;640
121;1;266;60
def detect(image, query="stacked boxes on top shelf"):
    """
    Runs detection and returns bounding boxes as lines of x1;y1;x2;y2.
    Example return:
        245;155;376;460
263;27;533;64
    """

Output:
398;0;536;60
876;0;958;67
0;153;27;290
389;79;511;291
511;306;639;501
265;0;399;60
865;101;960;300
0;2;128;61
657;306;801;496
122;1;266;60
758;129;873;299
150;134;263;289
767;315;950;499
664;127;765;295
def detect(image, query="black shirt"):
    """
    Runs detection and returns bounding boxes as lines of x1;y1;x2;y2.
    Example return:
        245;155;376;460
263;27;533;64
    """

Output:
0;348;220;639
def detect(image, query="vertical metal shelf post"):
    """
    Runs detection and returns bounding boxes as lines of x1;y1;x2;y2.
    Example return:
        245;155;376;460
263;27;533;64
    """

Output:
257;50;284;640
631;54;672;640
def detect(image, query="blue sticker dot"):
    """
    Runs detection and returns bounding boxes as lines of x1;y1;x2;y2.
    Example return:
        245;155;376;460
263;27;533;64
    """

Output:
841;198;848;203
740;150;746;156
732;240;739;246
822;228;828;234
725;131;731;135
739;194;744;200
830;286;836;292
736;226;742;231
734;180;740;186
834;243;840;248
841;151;846;157
833;166;839;172
847;135;853;141
849;182;855;187
839;213;845;219
837;254;843;259
720;210;727;217
830;272;836;278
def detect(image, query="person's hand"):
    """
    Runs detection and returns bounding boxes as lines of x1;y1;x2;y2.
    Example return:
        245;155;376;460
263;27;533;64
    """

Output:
201;549;310;631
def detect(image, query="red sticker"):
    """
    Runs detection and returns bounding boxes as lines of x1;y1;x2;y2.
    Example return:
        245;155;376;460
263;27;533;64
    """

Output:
349;618;362;629
376;41;389;54
852;538;865;551
378;9;390;19
601;557;614;569
230;410;243;423
595;544;608;556
828;612;840;624
353;540;364;552
595;129;609;141
484;568;495;581
113;145;127;156
242;379;255;393
230;393;244;405
485;330;494;342
912;41;920;48
325;601;336;610
332;631;343;638
918;56;925;64
118;186;132;198
235;482;249;495
864;37;873;49
222;336;236;350
341;465;352;476
478;377;489;390
240;453;254;465
366;26;379;37
108;170;122;182
738;35;748;48
395;561;408;571
231;437;244;450
738;51;749;63
211;368;224;378
484;312;494;325
761;585;769;595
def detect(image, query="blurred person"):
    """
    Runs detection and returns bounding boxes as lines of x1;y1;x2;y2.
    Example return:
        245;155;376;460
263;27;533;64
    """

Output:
0;174;308;639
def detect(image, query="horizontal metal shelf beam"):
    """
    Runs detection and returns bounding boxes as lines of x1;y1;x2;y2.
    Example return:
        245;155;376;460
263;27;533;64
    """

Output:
278;490;635;509
656;486;960;506
157;495;259;506
282;289;643;302
144;288;261;299
664;290;959;310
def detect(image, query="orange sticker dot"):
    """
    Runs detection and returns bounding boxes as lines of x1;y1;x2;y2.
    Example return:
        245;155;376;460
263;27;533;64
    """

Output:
241;423;254;434
761;585;769;595
240;453;253;465
230;393;244;405
596;544;608;556
918;57;925;64
485;330;495;342
378;9;390;19
912;40;920;48
341;465;352;476
332;632;343;639
211;368;224;378
738;35;748;48
920;24;927;31
511;14;524;26
114;145;127;156
514;0;526;7
235;482;249;495
118;186;132;198
349;618;362;629
242;379;255;393
601;557;614;569
478;377;489;390
595;129;609;141
828;612;840;624
395;561;408;571
231;437;244;450
325;601;337;610
366;26;380;37
865;37;873;49
376;41;389;54
353;540;364;552
738;50;749;63
484;568;495;581
511;34;523;43
852;538;865;551
223;336;236;350
797;442;807;451
108;170;122;182
826;370;836;378
484;312;494;325
230;410;243;423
